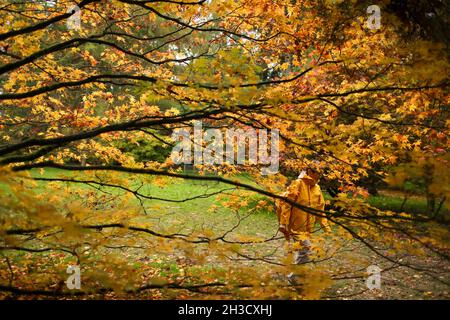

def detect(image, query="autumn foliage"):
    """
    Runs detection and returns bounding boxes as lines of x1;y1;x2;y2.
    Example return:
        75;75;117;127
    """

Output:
0;0;448;299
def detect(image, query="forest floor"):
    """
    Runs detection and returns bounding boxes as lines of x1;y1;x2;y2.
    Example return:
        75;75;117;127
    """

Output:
1;169;448;299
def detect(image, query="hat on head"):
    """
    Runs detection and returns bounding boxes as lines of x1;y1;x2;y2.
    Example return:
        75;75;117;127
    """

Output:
306;160;322;174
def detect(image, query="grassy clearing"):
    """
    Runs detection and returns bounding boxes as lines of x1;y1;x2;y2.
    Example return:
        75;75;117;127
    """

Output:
18;168;278;238
1;169;449;299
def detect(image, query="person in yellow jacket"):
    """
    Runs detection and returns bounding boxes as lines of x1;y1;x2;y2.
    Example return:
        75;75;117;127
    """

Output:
275;166;330;265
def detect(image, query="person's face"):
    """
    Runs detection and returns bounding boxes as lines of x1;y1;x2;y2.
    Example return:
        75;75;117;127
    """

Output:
306;169;320;184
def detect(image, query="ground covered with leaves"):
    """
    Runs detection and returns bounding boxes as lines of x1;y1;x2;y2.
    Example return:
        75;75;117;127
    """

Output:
1;170;448;300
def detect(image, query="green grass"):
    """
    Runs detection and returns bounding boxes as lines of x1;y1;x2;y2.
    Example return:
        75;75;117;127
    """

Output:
368;193;448;216
4;168;447;243
368;195;426;214
6;168;277;238
2;169;448;299
4;168;444;223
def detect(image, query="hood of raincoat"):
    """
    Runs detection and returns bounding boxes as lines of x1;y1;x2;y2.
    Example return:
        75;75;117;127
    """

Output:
298;170;315;183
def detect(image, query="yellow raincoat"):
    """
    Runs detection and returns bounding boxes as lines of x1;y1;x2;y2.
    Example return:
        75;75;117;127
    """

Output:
276;175;330;242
